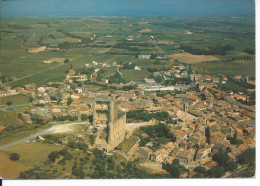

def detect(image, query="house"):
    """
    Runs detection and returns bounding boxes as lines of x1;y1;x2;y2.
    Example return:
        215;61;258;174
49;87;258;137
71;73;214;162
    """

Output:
227;151;237;160
235;128;244;139
0;126;6;131
232;94;249;102
71;93;80;100
195;145;212;165
189;123;196;130
175;148;196;167
18;113;32;124
144;78;155;84
203;161;217;170
101;78;109;84
176;110;196;122
71;99;83;105
154;148;169;162
75;88;83;93
136;147;155;161
138;55;151;59
134;66;141;70
68;69;75;76
0;90;10;97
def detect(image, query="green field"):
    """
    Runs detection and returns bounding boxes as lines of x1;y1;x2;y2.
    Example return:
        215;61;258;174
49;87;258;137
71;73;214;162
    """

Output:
0;94;31;106
0;16;255;87
193;59;255;76
121;70;152;81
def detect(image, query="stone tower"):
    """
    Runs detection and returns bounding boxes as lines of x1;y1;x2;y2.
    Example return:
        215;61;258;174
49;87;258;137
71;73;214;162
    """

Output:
93;98;126;151
93;98;113;125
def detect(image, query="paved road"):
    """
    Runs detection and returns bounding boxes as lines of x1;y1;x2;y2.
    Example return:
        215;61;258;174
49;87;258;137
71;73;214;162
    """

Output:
0;122;87;150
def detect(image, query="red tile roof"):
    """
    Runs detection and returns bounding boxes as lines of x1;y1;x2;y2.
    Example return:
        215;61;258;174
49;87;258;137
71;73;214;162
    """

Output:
0;126;6;131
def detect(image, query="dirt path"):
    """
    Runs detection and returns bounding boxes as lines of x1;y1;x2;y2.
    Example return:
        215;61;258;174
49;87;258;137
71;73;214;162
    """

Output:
126;121;156;132
0;122;87;150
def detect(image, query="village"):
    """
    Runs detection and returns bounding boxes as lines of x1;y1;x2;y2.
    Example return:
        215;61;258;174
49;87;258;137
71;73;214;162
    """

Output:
0;57;256;178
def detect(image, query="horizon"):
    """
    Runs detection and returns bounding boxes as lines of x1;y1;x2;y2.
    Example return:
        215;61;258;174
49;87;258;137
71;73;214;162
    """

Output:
1;0;255;18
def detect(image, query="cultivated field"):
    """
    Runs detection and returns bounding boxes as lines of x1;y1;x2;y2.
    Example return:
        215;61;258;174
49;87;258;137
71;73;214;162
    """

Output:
0;16;255;87
169;52;220;64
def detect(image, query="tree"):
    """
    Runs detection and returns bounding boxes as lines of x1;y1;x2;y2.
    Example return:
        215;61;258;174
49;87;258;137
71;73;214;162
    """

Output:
212;149;230;167
6;101;12;107
226;160;238;171
72;167;85;178
48;151;60;163
64;58;70;63
67;97;73;106
162;159;188;178
90;135;96;145
9;153;20;161
237;148;255;165
194;166;206;174
162;162;181;178
207;166;225;178
205;127;211;144
58;148;68;156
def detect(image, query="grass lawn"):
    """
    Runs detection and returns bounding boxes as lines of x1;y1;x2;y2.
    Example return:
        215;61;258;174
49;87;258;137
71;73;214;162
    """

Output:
0;142;63;179
0;94;31;106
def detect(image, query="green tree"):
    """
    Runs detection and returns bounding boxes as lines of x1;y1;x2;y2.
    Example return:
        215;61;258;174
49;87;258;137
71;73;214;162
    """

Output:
67;97;73;106
212;149;229;167
58;148;68;156
226;160;238;171
9;153;20;161
48;151;60;163
6;101;12;107
207;166;225;178
72;167;85;178
205;127;210;144
162;159;188;178
194;166;206;174
64;58;70;63
237;148;255;165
